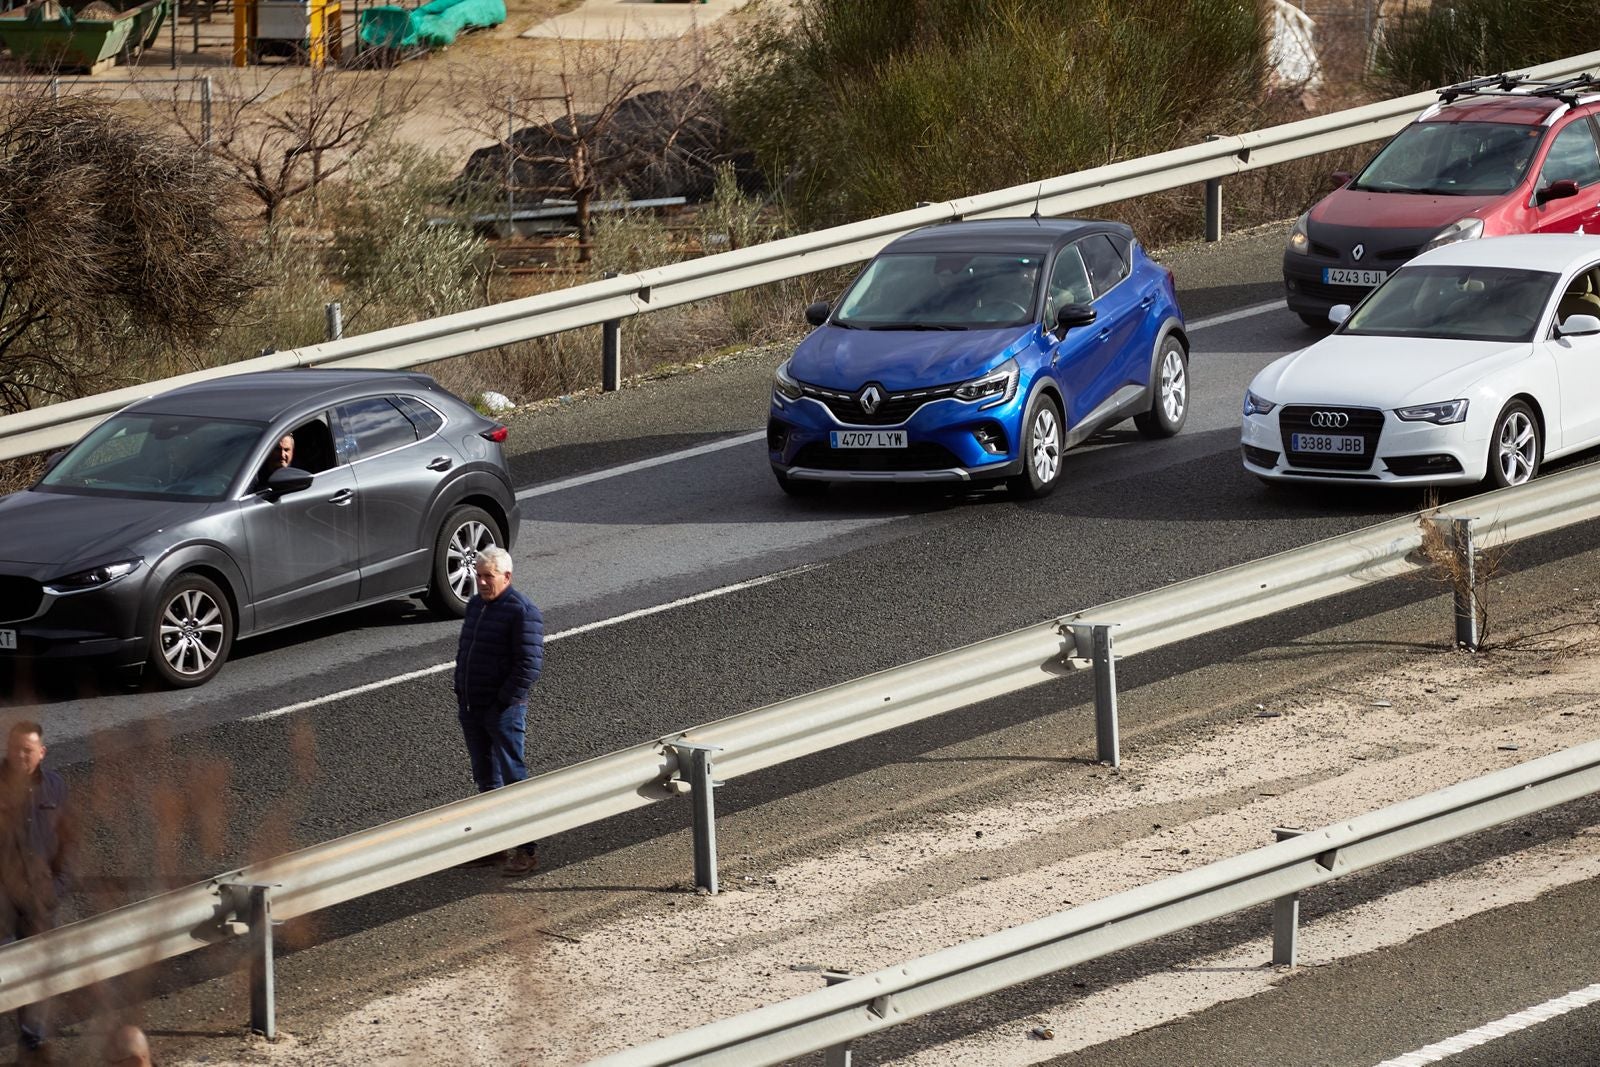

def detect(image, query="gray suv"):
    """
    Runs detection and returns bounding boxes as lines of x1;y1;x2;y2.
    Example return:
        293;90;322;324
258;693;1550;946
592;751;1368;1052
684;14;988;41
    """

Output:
0;369;520;687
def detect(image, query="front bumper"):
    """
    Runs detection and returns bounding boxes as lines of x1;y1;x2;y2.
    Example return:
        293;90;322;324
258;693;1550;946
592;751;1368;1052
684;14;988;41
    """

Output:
1282;250;1382;317
1241;408;1488;486
767;390;1027;484
0;569;150;666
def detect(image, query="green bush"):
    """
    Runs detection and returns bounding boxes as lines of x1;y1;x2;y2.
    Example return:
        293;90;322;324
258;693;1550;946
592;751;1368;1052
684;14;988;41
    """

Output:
1373;0;1596;94
718;0;1268;227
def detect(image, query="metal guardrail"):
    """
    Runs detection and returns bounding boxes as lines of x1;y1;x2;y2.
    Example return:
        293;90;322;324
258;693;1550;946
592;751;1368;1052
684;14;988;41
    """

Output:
5;450;1600;1031
588;736;1600;1067
3;48;1599;463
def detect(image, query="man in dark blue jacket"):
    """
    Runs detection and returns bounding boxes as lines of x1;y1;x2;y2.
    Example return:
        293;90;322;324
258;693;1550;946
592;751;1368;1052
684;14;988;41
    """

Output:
0;719;73;1063
453;546;544;876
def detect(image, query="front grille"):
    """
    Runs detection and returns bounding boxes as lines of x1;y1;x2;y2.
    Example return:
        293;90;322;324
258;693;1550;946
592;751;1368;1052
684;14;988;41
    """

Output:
793;442;963;472
1279;405;1385;470
1378;244;1421;262
800;382;961;427
1292;279;1375;303
0;576;43;623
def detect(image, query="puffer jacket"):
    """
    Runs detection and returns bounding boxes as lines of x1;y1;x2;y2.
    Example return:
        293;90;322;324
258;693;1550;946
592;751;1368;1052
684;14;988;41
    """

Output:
453;586;544;714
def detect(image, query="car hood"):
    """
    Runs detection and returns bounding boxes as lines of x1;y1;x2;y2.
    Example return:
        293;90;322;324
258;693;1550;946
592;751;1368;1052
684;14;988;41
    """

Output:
1312;187;1499;231
790;324;1033;391
0;489;209;570
1250;335;1526;407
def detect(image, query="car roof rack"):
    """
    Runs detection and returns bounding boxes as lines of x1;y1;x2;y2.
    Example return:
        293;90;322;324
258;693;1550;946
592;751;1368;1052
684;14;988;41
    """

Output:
1437;72;1599;107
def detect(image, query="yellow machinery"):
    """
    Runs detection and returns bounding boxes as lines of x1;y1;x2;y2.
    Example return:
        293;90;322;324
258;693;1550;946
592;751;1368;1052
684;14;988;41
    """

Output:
233;0;342;67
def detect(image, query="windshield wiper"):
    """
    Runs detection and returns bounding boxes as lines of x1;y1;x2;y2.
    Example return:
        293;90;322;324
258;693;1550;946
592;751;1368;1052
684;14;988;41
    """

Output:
864;322;968;331
830;319;862;329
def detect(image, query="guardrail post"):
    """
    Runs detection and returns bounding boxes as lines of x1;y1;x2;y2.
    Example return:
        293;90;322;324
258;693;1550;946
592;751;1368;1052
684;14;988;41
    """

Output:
822;971;854;1066
602;271;621;392
324;301;343;341
201;76;213;147
1070;622;1120;767
1270;828;1303;966
1203;135;1224;242
221;882;279;1038
1449;516;1480;651
666;740;723;894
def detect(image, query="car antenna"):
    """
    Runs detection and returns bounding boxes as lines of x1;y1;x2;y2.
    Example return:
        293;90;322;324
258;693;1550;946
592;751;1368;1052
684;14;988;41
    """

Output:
1030;183;1044;220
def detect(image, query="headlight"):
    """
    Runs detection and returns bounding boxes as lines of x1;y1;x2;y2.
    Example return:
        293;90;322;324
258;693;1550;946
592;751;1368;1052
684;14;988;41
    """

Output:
1287;212;1311;256
1420;218;1484;254
773;359;803;402
44;558;142;595
1243;390;1277;417
1396;399;1469;424
955;358;1018;408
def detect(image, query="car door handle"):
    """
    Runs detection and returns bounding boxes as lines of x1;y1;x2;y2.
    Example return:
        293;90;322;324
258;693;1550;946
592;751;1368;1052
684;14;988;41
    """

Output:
1097;328;1112;342
1140;294;1154;308
330;489;355;506
426;456;453;472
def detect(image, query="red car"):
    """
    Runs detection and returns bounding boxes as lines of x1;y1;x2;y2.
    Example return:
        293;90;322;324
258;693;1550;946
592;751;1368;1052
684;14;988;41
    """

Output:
1284;73;1600;327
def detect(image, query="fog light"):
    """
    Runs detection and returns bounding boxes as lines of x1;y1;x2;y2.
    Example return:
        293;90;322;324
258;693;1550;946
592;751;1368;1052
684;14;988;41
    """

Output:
973;424;1006;454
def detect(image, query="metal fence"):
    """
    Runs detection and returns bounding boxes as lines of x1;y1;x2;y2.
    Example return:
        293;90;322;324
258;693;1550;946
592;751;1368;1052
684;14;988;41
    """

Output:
3;46;1599;463
4;448;1600;1038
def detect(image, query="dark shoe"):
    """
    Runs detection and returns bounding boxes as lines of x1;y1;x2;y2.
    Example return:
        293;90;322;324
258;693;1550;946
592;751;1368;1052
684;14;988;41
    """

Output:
501;848;538;876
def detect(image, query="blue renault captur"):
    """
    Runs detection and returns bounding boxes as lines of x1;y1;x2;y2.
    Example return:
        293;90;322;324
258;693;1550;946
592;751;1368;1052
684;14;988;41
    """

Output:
767;218;1189;498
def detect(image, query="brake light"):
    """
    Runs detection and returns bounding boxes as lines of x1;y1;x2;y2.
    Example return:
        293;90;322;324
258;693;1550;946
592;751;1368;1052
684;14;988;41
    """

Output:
481;426;508;443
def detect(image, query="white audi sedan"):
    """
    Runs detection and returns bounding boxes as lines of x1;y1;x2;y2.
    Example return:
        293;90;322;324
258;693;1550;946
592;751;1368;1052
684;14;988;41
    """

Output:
1243;235;1600;489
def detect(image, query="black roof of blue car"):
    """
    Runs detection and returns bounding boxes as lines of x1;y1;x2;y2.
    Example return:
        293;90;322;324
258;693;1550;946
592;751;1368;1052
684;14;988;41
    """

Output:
884;218;1135;256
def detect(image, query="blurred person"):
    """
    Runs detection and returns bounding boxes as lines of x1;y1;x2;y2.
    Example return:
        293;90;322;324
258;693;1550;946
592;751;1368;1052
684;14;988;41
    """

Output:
452;547;544;876
0;721;73;1064
103;1024;151;1067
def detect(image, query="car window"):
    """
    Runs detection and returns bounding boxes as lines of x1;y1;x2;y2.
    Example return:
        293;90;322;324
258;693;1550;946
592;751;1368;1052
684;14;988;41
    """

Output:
394;395;445;437
1540;119;1600;189
252;414;337;490
833;252;1041;329
1341;264;1557;343
338;397;419;459
1043;246;1093;324
1079;235;1129;298
1353;121;1542;195
38;413;265;501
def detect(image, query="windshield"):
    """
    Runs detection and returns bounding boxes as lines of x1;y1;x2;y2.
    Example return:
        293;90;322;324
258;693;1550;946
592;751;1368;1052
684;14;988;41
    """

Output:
1341;264;1557;342
1352;121;1543;196
38;412;268;500
834;252;1042;329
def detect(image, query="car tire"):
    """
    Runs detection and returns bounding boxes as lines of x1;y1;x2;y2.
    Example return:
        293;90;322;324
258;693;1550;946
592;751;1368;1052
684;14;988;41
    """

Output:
774;469;827;497
1134;335;1188;439
1486;399;1541;489
425;505;504;618
146;574;234;688
1007;391;1064;499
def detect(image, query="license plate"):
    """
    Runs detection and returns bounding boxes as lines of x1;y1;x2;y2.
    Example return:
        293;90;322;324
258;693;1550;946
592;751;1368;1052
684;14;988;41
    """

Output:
830;430;907;449
0;629;14;651
1323;267;1387;287
1291;433;1364;455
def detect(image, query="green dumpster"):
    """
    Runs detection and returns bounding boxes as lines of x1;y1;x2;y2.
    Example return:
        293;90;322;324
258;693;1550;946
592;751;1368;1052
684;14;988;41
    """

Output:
0;0;169;74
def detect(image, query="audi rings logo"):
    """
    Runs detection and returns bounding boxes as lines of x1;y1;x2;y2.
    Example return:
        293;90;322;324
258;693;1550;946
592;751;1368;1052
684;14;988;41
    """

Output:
859;385;883;415
1309;410;1350;429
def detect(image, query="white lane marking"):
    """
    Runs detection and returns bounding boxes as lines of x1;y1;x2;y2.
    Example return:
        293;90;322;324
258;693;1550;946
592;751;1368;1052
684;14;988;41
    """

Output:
511;303;1279;501
241;565;817;723
1374;982;1600;1065
515;430;767;500
1187;300;1283;332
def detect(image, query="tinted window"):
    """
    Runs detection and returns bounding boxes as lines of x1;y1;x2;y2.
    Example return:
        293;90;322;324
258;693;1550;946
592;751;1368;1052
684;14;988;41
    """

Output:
833;252;1042;328
339;397;418;459
1541;120;1600;188
394;395;445;437
1044;247;1093;324
1079;235;1129;297
39;413;265;500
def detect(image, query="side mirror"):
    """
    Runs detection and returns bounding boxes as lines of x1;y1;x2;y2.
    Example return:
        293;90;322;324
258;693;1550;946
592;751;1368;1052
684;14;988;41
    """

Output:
1054;303;1097;334
1559;313;1600;337
804;301;831;327
1537;178;1580;205
264;465;314;496
1330;169;1353;188
1328;304;1352;325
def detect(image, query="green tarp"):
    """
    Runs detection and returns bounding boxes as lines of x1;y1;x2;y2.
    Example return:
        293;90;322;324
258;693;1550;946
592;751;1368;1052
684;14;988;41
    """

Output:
357;0;503;49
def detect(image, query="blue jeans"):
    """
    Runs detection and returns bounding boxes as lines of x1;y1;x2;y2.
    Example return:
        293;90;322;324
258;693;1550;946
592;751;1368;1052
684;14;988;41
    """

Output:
458;702;529;792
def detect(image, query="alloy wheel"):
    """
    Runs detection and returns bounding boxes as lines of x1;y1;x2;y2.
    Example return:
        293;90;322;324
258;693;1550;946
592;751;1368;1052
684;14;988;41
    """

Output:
158;588;226;678
1030;406;1061;485
446;520;495;601
1496;410;1537;485
1159;349;1187;424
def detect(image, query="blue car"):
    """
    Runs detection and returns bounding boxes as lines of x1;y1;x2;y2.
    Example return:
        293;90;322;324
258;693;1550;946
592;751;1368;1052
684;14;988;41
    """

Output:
767;218;1189;498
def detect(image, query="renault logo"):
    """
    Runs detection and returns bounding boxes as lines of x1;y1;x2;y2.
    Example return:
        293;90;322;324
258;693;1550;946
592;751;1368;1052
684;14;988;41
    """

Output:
1310;410;1350;429
1352;243;1366;262
859;385;883;415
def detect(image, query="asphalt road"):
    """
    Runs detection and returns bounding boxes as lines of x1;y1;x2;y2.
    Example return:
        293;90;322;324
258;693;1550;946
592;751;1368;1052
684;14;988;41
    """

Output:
11;224;1600;1063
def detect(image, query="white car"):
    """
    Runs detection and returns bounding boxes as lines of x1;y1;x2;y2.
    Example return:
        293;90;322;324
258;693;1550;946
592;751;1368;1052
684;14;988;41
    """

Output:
1243;234;1600;488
